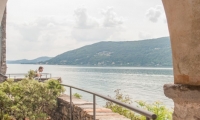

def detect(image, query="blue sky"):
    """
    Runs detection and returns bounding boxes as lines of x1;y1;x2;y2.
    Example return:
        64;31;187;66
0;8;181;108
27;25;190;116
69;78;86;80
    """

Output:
7;0;169;60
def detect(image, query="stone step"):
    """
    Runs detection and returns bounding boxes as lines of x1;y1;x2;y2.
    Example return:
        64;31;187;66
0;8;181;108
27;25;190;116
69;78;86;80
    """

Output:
48;94;131;120
87;112;130;119
96;116;130;120
84;108;112;113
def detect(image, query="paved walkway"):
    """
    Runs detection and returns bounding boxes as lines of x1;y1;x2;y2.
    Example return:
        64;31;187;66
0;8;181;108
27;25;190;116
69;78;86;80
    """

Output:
59;94;130;120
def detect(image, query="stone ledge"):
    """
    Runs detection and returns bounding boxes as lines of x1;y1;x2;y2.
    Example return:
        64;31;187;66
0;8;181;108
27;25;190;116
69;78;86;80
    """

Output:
164;84;200;120
164;84;200;102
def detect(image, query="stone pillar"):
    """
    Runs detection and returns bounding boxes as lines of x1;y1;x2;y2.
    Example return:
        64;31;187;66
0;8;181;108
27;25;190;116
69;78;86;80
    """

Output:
1;7;7;75
0;7;7;82
0;0;7;22
162;0;200;120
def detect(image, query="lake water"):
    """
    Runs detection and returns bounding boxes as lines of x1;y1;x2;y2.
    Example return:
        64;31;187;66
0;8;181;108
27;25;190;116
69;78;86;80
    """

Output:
7;64;174;108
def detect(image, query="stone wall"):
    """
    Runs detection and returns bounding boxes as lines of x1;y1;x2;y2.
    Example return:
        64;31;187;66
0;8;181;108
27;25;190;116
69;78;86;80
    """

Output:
47;94;129;120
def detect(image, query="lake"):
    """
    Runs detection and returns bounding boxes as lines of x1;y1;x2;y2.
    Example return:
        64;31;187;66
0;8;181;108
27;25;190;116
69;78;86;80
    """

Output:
7;64;174;108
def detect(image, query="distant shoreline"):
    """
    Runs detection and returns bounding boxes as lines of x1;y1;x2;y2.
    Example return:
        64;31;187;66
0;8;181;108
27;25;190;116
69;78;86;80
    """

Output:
7;63;173;68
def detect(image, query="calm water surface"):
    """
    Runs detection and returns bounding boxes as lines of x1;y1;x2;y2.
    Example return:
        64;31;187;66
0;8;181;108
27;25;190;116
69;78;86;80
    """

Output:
7;64;174;108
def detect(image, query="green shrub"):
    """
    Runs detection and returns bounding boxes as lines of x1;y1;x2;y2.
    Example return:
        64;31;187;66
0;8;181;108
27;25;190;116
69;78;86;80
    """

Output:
73;93;82;99
25;69;37;79
135;101;172;120
106;89;172;120
0;78;65;120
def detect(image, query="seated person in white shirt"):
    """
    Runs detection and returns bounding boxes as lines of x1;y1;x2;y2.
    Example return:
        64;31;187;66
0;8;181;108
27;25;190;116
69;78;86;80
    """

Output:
34;66;43;80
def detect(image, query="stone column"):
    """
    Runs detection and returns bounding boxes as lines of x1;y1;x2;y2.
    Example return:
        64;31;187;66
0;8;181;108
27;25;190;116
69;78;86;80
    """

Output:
0;7;7;82
162;0;200;120
0;0;7;22
1;7;7;74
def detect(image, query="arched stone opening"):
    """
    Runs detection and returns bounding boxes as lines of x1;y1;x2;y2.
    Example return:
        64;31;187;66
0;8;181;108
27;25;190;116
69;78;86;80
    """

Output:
1;0;200;119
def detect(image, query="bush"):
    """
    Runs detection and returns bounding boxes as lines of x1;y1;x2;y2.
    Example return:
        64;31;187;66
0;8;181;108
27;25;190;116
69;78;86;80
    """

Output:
73;93;82;99
106;89;172;120
135;101;172;120
25;69;37;79
0;78;65;120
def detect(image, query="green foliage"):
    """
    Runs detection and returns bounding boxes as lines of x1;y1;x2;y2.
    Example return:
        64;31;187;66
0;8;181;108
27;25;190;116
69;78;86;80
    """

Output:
0;78;65;120
42;37;172;67
106;89;141;120
73;93;82;99
135;101;172;120
106;89;172;120
25;69;37;79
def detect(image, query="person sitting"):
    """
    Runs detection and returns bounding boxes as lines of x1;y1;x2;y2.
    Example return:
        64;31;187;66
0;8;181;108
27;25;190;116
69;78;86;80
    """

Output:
34;66;43;81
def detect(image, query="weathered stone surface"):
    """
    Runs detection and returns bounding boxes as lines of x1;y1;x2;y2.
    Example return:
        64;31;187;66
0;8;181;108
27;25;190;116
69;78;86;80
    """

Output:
1;7;7;75
164;84;200;102
0;73;7;83
164;84;200;120
47;94;130;120
162;0;200;119
0;6;7;83
162;0;200;85
0;0;7;22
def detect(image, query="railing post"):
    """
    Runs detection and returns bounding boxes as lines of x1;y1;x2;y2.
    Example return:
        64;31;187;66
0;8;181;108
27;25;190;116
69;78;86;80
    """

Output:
50;74;52;78
93;94;96;120
70;87;72;120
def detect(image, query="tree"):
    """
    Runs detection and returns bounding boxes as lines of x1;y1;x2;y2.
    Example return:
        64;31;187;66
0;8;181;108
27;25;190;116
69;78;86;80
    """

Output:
0;78;65;120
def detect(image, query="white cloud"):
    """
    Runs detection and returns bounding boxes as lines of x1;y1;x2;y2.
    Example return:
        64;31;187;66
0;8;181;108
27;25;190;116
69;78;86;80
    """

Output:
146;5;164;23
6;0;169;60
163;17;167;23
101;7;123;27
71;27;121;41
7;17;78;60
138;31;153;40
71;7;124;41
7;7;126;59
74;7;99;29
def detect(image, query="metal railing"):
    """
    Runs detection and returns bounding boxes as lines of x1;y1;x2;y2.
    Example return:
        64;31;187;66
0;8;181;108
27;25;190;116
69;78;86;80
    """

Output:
6;73;52;79
61;84;157;120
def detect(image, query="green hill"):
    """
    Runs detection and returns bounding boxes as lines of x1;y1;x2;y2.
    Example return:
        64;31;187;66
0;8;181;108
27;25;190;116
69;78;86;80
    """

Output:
7;56;52;64
43;37;172;67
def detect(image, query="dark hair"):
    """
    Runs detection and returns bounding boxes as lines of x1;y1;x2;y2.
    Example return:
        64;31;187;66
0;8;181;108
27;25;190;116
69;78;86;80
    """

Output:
38;66;43;70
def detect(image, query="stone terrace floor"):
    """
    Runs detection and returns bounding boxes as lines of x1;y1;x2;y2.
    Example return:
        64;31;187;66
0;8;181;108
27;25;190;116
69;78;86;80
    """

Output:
55;94;130;120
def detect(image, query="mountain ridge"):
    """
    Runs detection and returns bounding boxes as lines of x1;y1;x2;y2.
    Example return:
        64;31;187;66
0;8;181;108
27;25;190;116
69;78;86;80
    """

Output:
41;37;172;67
7;56;53;64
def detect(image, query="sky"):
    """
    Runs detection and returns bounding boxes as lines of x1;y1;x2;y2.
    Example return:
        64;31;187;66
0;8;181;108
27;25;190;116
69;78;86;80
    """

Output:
6;0;169;60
